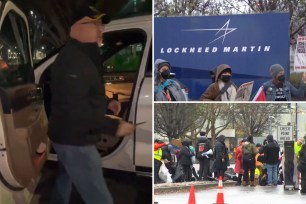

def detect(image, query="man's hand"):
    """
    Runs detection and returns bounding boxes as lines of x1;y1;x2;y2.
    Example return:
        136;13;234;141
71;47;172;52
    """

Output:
116;120;134;137
107;100;121;115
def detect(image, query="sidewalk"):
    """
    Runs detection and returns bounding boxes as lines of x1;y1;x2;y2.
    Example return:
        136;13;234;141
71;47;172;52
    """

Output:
155;180;236;194
155;164;237;194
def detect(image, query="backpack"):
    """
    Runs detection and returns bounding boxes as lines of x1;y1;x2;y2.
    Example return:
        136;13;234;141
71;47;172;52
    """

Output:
196;143;206;158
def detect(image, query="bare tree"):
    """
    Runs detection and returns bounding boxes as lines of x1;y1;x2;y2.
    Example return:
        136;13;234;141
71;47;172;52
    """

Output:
154;103;202;141
232;103;288;137
154;0;219;16
198;103;236;145
231;0;306;41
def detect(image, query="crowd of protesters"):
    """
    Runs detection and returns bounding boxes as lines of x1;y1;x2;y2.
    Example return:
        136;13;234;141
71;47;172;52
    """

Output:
154;132;230;183
154;132;306;194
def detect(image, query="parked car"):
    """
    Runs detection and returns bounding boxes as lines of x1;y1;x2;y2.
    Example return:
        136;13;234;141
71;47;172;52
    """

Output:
0;1;152;202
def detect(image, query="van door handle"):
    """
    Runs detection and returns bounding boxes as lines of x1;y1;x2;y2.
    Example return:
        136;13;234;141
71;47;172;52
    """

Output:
28;87;43;102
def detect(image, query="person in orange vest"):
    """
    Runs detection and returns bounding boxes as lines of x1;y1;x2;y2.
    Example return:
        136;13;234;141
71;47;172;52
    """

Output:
154;139;166;184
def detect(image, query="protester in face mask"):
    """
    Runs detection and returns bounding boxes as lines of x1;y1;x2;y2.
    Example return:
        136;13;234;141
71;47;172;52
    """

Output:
259;64;306;101
154;59;188;101
200;64;237;101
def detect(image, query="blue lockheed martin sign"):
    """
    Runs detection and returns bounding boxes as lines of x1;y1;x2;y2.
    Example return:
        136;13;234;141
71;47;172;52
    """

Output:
154;13;290;100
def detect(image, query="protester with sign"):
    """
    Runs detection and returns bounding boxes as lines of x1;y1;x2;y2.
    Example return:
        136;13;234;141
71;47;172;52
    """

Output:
200;64;237;101
256;64;306;101
294;36;306;72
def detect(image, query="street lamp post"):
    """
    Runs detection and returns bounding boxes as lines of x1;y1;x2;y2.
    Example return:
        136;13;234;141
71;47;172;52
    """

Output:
269;116;274;135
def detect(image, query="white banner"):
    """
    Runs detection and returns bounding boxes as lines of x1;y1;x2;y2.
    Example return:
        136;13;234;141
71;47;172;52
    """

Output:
294;35;306;72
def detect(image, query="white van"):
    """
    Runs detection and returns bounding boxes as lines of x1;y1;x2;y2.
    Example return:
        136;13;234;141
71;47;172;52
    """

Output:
0;1;152;203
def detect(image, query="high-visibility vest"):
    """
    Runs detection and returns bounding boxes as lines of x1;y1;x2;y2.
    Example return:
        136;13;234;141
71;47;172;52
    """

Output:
154;148;162;161
294;142;302;159
255;168;261;176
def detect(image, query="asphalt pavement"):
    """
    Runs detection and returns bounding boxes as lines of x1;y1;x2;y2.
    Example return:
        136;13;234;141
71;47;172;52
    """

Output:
155;183;306;204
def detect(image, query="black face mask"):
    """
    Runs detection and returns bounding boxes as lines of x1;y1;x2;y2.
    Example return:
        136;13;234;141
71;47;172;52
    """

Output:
278;75;285;82
220;75;231;83
160;70;171;79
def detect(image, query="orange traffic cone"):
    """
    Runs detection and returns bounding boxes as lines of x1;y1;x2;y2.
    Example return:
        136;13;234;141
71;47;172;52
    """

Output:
215;176;224;204
188;184;196;204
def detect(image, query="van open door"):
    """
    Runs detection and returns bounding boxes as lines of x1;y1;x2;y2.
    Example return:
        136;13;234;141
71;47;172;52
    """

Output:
0;1;48;190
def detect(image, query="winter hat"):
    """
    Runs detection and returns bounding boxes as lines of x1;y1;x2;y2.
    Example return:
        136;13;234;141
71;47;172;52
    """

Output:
246;135;254;143
269;64;284;78
158;62;171;71
266;135;274;142
200;131;206;136
69;2;110;27
216;135;226;143
182;139;191;147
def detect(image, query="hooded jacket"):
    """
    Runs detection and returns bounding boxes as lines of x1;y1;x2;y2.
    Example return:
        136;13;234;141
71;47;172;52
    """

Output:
154;59;187;101
200;64;237;101
48;39;119;146
264;135;280;165
179;139;193;165
213;135;229;170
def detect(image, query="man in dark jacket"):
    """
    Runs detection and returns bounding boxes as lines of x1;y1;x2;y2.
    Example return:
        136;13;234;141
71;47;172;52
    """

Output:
195;133;212;180
264;135;280;186
179;139;194;181
213;135;229;180
48;6;134;204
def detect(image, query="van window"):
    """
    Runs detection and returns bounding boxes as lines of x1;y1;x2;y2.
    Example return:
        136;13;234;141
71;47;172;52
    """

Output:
100;29;146;102
104;43;144;73
96;28;147;156
101;29;146;74
0;11;32;87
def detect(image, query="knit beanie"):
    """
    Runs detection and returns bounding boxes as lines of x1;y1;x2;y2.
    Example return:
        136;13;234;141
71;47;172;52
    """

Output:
269;64;284;78
158;62;171;71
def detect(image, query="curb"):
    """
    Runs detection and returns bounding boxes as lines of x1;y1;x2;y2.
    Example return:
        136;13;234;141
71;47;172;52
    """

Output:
154;181;236;194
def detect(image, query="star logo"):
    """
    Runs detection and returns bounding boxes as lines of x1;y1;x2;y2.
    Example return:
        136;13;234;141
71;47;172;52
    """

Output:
182;19;237;44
